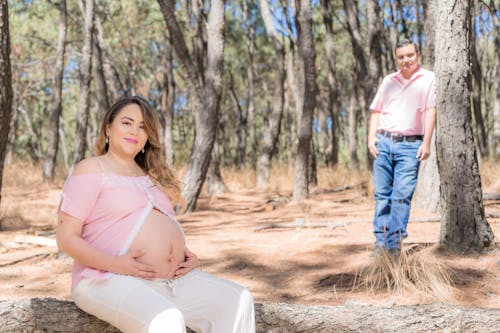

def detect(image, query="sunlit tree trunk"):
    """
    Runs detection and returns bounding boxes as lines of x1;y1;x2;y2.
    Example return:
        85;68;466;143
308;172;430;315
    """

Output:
0;0;13;211
414;0;439;212
435;0;494;252
157;0;225;211
490;0;500;158
206;137;227;195
160;31;175;166
470;2;488;158
243;0;255;170
320;0;340;166
257;0;285;188
347;86;359;169
293;0;316;201
73;0;94;165
43;0;66;182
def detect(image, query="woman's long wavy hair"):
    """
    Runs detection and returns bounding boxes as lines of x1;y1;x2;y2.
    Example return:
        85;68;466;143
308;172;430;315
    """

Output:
95;96;182;204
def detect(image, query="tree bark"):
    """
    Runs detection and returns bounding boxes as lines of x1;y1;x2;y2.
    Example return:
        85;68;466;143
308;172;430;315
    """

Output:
434;0;494;252
320;0;340;166
206;138;227;195
470;3;488;158
491;0;500;159
157;0;225;212
1;298;499;333
227;71;246;169
293;0;316;201
73;0;94;165
160;31;175;166
414;0;439;212
43;0;66;183
256;0;286;188
347;86;359;169
243;0;255;170
0;0;12;211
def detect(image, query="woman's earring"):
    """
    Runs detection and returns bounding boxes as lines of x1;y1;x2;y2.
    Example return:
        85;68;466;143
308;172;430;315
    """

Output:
141;148;145;154
106;136;109;144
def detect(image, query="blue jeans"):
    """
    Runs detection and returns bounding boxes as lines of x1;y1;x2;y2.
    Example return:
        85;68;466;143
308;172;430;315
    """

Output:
372;134;421;249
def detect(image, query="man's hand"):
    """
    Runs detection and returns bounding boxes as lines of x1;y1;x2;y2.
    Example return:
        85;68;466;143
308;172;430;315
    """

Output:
416;142;431;160
368;135;379;158
174;248;201;278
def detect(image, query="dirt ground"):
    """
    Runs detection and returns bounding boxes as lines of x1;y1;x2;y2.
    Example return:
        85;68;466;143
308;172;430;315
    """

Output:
1;168;499;309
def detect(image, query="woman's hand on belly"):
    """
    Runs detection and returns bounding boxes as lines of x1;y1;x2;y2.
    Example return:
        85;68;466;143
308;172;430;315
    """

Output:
110;248;157;279
174;247;201;278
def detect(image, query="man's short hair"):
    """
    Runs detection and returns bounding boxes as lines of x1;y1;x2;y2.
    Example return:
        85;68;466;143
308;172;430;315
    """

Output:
394;38;419;54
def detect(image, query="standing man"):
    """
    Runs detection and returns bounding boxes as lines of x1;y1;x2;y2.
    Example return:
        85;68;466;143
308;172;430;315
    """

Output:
368;39;436;257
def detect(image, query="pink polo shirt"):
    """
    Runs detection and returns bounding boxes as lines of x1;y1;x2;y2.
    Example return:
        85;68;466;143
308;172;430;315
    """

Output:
58;172;184;290
370;67;436;136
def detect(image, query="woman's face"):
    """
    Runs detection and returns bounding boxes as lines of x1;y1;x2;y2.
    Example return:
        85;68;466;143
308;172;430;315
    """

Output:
106;103;148;158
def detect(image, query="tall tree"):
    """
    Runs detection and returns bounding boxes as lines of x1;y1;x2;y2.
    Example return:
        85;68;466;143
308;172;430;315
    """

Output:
243;0;256;170
470;2;488;158
320;0;340;166
414;0;439;212
293;0;316;201
159;31;175;166
157;0;225;211
256;0;285;188
0;0;13;210
43;0;67;182
73;0;95;164
435;0;494;252
491;0;500;159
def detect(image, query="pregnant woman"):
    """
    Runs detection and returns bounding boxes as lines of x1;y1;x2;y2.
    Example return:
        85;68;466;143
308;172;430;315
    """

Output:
56;96;255;333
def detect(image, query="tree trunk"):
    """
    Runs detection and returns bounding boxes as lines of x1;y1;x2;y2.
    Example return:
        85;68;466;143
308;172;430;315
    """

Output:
157;0;225;212
422;0;435;67
227;71;246;169
243;0;255;170
92;23;109;122
320;0;340;166
73;0;94;165
206;138;227;196
348;86;359;169
0;0;13;211
43;0;66;183
2;298;500;333
414;0;439;212
256;0;285;188
470;3;488;158
95;11;120;102
435;0;494;252
491;0;500;158
160;31;175;166
293;0;316;201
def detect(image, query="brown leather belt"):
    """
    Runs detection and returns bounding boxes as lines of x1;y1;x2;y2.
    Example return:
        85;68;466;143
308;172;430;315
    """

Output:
378;130;423;142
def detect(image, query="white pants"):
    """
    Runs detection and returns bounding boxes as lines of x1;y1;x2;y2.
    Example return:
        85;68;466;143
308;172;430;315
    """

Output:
72;269;255;333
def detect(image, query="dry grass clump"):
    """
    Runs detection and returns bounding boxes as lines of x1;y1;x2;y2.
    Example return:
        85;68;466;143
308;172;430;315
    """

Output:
2;159;45;188
358;245;456;302
480;159;500;192
220;164;371;193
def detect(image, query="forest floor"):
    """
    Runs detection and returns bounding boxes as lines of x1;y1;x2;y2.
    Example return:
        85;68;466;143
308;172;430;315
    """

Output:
0;160;499;309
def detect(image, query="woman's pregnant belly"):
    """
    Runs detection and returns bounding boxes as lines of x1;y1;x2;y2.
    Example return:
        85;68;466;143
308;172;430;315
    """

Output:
129;208;185;279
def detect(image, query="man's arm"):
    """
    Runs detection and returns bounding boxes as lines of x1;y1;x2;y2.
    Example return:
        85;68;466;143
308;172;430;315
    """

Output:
368;112;381;158
416;107;436;161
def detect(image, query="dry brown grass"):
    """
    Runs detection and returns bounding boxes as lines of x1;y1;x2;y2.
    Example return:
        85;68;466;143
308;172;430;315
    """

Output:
357;245;456;303
220;164;371;193
480;159;500;192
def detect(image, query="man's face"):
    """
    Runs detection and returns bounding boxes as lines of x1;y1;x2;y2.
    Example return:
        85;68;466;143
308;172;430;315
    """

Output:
395;44;420;78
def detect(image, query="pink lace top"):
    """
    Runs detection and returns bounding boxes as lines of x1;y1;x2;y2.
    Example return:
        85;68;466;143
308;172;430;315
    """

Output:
58;171;184;290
